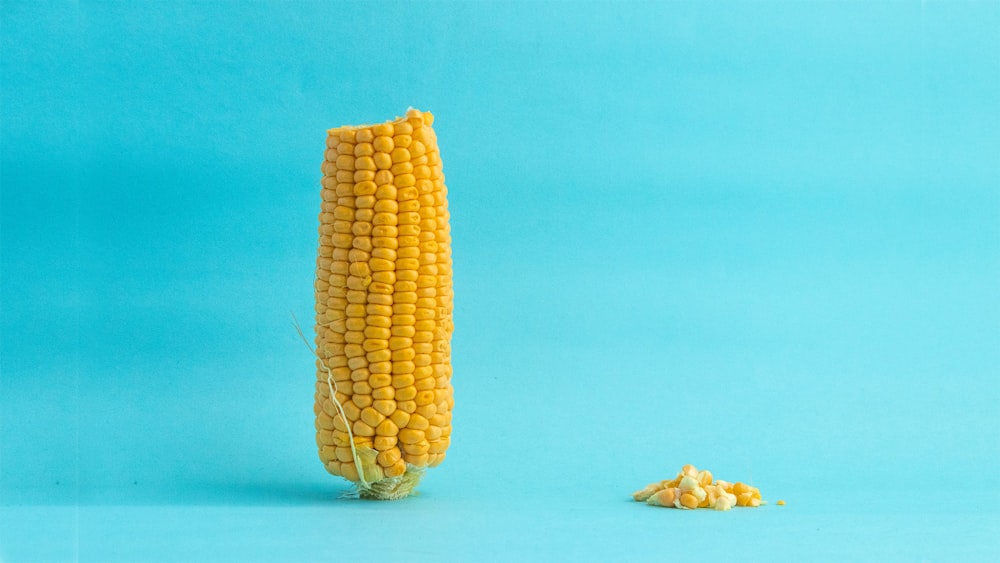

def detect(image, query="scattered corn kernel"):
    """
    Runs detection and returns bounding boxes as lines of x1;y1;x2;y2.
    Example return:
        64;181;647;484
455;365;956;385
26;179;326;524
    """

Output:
632;483;664;502
679;492;700;509
646;488;680;508
678;475;699;492
697;470;713;487
714;493;735;511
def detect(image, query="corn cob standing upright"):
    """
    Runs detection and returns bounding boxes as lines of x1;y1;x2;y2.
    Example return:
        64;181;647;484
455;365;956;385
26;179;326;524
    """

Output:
313;108;454;500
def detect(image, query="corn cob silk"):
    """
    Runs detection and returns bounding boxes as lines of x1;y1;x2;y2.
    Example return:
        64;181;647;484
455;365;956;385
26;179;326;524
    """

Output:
314;109;454;499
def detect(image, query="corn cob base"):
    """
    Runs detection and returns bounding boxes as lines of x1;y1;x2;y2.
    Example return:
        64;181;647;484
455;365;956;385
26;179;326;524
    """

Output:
351;447;425;500
313;108;454;500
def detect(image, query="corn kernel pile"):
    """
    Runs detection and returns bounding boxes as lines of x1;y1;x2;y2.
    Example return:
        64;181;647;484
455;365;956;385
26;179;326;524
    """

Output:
632;465;765;511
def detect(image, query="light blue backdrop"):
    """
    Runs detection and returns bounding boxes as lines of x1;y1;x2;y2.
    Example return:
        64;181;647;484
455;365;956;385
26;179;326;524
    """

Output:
2;1;998;561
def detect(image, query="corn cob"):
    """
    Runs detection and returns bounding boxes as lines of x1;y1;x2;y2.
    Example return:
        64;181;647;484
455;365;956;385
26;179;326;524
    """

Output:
314;108;454;499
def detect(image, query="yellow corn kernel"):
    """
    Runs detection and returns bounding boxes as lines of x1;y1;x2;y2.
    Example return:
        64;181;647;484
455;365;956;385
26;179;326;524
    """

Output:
391;373;414;388
396;386;417;401
413;403;441;426
678;476;699;493
375;418;399;436
392;350;415;363
373;200;399;214
389;409;410;428
697;470;713;487
354;181;377;196
414;390;435;406
704;485;720;507
385;459;406;478
391;147;410;163
387;121;410;136
645;488;679;508
373;435;397;450
679;492;699;510
376;448;400;467
373;135;394;152
714;493;735;511
776;499;786;506
352;420;375;437
402;439;430;455
368;372;392;388
351;392;372;408
698;492;712;508
397;187;418;202
373;152;392;170
336;154;355;170
372;399;395;417
372;123;394;137
410;140;426;158
372;270;396;284
360;407;385;427
398;428;423;444
406;413;430;430
315;109;453;500
372;237;399;250
390;162;413;175
335;446;354;463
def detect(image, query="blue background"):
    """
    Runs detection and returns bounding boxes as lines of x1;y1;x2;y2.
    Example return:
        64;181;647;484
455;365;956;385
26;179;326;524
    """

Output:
2;1;998;561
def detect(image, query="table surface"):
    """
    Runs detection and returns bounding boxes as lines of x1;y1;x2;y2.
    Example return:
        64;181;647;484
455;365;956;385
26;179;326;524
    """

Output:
4;486;999;562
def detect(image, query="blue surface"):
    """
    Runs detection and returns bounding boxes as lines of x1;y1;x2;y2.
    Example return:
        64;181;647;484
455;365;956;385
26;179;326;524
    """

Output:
2;1;998;561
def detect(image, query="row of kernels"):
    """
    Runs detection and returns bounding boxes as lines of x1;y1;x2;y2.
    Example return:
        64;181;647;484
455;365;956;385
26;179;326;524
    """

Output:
325;116;428;155
365;169;397;383
318;136;368;480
